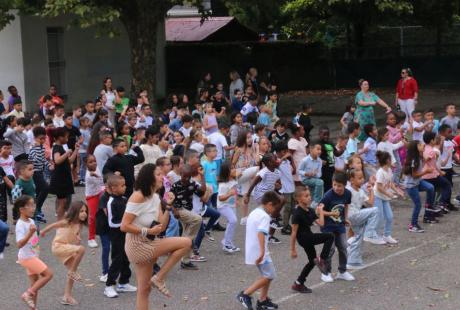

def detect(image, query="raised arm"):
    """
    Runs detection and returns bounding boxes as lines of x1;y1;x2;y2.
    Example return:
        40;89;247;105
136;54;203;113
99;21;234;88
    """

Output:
40;220;68;237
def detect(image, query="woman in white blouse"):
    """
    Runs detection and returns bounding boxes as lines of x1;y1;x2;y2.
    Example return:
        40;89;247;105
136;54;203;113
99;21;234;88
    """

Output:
101;77;116;127
121;164;191;310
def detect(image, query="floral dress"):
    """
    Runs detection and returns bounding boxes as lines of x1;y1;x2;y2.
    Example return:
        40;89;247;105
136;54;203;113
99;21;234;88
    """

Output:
355;91;380;141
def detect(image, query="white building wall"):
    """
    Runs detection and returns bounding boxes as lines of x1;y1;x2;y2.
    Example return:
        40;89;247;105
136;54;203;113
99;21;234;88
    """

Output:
0;13;26;109
20;15;131;111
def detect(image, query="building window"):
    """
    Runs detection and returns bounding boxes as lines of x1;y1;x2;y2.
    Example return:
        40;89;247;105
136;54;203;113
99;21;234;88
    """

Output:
46;27;66;98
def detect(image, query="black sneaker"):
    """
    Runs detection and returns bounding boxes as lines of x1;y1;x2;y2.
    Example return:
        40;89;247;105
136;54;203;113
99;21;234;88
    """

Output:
34;214;47;223
425;205;441;213
180;262;199;270
291;282;312;293
74;180;85;187
268;236;281;244
408;224;425;233
280;226;291;235
237;291;253;310
270;219;283;230
257;298;279;310
212;223;226;231
438;204;450;214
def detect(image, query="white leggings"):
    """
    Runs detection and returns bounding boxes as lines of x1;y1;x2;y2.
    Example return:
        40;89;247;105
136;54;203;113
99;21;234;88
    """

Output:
398;98;415;121
219;206;237;247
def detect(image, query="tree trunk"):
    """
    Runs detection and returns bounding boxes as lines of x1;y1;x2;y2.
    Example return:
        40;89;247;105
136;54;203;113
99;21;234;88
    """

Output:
120;2;168;111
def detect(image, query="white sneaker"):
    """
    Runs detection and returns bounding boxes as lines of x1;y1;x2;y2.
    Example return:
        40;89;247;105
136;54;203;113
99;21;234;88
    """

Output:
347;236;356;245
363;237;387;245
88;239;98;248
223;246;237;254
99;274;108;282
336;271;355;281
346;264;364;270
104;285;119;298
0;252;4;260
223;246;241;254
383;236;398;244
321;273;334;283
116;283;137;292
240;217;247;225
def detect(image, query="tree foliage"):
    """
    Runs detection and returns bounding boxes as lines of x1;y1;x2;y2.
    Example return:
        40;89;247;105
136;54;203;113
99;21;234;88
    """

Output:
281;0;413;46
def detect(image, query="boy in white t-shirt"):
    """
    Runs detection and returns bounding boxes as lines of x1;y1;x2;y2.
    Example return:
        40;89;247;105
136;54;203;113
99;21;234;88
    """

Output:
237;191;281;310
411;110;428;142
207;121;233;174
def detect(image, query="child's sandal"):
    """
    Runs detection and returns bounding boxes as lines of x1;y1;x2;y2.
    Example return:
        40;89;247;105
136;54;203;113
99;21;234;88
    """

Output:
60;296;78;306
21;290;35;309
67;271;83;283
150;275;171;297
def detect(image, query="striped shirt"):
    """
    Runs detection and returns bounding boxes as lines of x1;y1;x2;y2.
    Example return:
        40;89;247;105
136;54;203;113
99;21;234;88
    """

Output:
253;167;280;203
28;145;49;172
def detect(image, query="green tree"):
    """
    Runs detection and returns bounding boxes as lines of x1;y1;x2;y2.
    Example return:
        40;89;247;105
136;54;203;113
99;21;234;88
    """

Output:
0;0;213;100
412;0;457;55
221;0;287;33
282;0;412;48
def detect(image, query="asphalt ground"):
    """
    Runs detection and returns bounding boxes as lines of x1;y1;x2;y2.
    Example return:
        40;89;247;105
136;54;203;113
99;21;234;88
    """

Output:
1;183;460;310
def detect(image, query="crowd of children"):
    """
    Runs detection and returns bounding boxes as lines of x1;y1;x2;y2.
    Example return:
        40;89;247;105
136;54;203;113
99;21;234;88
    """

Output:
0;71;459;310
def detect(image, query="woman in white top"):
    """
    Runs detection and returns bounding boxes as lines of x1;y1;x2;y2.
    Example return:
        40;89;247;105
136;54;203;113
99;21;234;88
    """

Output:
101;77;116;127
121;164;191;309
229;71;244;99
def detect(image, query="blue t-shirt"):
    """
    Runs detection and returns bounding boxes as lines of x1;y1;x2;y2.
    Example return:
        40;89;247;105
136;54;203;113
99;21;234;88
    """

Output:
169;118;183;131
258;113;271;126
201;160;218;193
319;188;352;233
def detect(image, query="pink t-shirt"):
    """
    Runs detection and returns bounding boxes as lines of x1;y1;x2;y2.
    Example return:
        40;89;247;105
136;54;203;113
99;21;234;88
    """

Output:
387;125;402;144
288;137;308;182
422;145;439;179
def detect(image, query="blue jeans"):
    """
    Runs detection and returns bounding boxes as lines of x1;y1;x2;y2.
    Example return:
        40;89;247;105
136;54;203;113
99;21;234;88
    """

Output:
301;178;324;204
393;151;402;185
193;206;220;251
0;219;9;254
348;207;379;266
99;233;110;275
374;196;393;237
406;180;435;226
166;214;180;237
424;176;452;205
207;193;218;209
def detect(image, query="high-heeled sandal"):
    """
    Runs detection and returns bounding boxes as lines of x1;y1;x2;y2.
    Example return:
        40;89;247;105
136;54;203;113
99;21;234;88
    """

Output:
150;275;171;297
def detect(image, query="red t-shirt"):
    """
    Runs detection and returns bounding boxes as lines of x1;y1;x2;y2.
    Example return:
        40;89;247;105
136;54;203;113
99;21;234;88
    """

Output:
453;135;460;158
396;78;418;100
39;95;64;108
